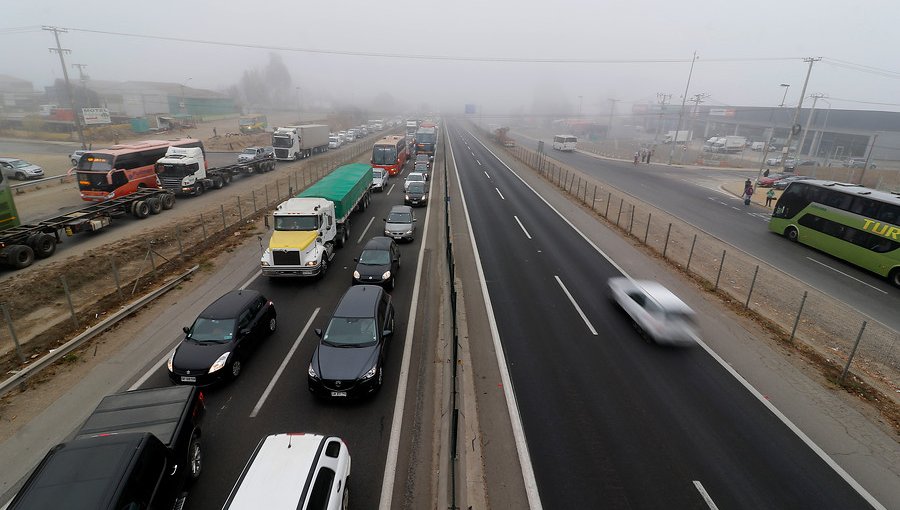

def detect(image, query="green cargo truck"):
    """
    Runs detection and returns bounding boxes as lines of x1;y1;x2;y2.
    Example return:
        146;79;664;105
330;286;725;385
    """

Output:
261;163;372;277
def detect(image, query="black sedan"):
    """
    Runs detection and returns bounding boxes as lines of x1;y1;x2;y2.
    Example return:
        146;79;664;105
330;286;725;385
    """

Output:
352;236;400;289
308;285;394;399
168;290;276;386
404;181;429;207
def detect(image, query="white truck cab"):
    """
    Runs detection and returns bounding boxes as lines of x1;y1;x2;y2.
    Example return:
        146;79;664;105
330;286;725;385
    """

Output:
155;147;209;195
261;198;337;277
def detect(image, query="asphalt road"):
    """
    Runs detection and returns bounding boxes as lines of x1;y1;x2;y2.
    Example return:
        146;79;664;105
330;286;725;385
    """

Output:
449;123;877;509
130;161;432;510
513;131;900;331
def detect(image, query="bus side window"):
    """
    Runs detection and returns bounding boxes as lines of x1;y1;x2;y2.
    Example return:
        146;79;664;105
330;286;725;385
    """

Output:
878;204;900;224
112;170;128;187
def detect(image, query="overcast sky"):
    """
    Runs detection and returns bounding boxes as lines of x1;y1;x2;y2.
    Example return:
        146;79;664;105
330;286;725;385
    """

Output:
3;0;899;116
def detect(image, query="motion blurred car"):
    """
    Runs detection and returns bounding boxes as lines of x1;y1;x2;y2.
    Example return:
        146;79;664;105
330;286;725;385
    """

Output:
756;172;790;187
353;236;400;289
168;290;276;386
404;181;428;207
371;168;388;192
0;158;44;180
384;205;416;242
772;175;812;190
608;277;699;346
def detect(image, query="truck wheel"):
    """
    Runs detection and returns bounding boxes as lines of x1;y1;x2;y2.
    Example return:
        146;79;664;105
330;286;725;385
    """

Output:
195;183;205;196
342;479;349;510
32;234;57;258
187;432;202;482
7;245;35;269
132;200;150;218
222;174;232;186
213;176;224;189
319;257;328;279
161;193;176;210
147;197;162;214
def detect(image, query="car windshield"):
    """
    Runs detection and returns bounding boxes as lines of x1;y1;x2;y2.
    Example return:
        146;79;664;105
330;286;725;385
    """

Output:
275;215;318;231
407;174;424;182
242;148;257;154
359;249;390;265
323;317;377;346
665;311;695;324
416;155;428;162
188;318;235;342
408;183;426;193
387;212;412;223
372;169;384;178
415;164;428;171
10;160;29;168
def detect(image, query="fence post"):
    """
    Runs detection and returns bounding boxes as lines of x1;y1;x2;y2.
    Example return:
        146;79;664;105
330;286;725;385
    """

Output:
840;321;868;383
745;265;759;309
686;234;697;272
605;192;611;218
628;204;635;234
200;213;207;240
644;213;651;243
146;241;157;278
221;204;227;230
662;223;673;258
591;186;597;211
60;275;79;328
265;184;269;206
714;250;727;290
237;196;243;222
790;291;808;342
616;199;624;226
252;190;257;212
176;226;184;258
2;303;24;362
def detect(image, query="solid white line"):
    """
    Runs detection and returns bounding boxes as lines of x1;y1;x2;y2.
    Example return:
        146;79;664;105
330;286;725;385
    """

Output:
496;188;505;200
476;159;482;166
357;216;376;244
805;257;888;294
249;308;319;418
693;481;720;510
448;128;544;509
514;215;532;240
129;348;174;391
239;270;261;290
731;206;741;211
386;183;396;195
553;276;598;335
467;128;888;510
378;142;438;510
471;151;476;157
484;171;491;179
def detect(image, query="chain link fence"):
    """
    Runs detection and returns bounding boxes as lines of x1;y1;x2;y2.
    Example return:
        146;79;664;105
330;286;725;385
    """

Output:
502;141;899;399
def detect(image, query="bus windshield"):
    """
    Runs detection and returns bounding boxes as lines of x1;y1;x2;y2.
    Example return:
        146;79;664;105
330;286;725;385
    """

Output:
372;146;397;165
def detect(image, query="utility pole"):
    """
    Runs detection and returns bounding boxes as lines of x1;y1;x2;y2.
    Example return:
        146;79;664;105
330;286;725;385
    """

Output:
606;98;619;140
781;57;822;167
44;26;86;149
682;92;708;162
72;63;89;108
668;51;699;165
653;92;671;143
578;95;584;117
858;133;878;185
798;92;825;158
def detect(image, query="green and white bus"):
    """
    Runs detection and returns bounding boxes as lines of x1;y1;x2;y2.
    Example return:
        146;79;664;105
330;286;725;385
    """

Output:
769;180;900;286
0;169;20;231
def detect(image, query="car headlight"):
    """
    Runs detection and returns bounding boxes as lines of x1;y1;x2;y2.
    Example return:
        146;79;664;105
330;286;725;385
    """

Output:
209;352;230;373
361;364;378;379
167;353;174;372
308;363;318;379
382;271;391;280
406;229;414;234
405;194;410;200
353;270;361;279
306;260;318;267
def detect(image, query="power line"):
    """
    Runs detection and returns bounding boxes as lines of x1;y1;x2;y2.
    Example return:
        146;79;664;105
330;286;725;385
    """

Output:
822;58;900;79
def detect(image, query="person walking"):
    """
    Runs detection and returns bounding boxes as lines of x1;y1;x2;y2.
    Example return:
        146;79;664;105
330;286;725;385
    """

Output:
647;149;653;164
763;168;770;177
743;183;755;206
765;188;776;207
633;151;639;165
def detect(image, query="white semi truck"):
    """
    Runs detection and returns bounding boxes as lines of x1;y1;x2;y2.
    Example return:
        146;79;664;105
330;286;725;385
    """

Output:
154;147;274;195
271;124;330;161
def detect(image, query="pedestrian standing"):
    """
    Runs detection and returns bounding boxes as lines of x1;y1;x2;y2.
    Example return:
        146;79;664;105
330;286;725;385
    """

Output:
213;127;218;138
743;183;754;206
763;168;770;177
647;149;653;164
766;188;776;207
633;152;639;165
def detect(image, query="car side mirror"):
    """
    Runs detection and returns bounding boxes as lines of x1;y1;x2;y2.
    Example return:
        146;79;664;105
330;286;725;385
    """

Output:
413;218;417;222
240;328;251;337
383;328;393;337
182;326;190;334
353;258;358;262
315;328;322;337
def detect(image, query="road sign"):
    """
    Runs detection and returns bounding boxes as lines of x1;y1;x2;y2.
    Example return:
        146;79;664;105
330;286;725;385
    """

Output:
82;108;111;125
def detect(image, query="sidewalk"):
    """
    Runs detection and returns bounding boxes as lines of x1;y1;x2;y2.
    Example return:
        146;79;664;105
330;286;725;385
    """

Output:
722;180;782;208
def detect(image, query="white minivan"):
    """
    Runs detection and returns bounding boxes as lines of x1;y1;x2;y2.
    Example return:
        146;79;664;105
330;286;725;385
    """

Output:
552;134;577;151
223;433;351;510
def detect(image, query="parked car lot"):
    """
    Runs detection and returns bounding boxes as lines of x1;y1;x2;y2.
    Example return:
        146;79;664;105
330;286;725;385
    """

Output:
168;289;277;386
0;158;44;180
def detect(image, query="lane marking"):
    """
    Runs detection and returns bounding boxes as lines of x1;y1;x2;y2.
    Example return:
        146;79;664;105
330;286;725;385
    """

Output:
250;308;319;418
476;159;482;166
496;188;505;200
553;275;598;335
693;481;720;510
805;257;888;294
471;151;476;157
379;143;438;510
240;270;261;290
484;171;491;179
514;215;532;239
129;346;177;391
387;183;396;195
357;216;376;244
466;127;888;510
448;127;543;510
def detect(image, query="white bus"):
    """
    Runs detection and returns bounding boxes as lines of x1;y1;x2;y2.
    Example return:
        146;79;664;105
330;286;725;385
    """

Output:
553;135;578;151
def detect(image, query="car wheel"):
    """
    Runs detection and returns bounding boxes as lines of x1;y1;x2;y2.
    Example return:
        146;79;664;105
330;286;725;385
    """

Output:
15;172;25;180
31;233;57;259
319;256;329;279
267;315;277;334
388;276;395;290
71;159;78;166
8;245;35;269
785;226;799;242
187;432;202;482
632;320;651;344
230;358;242;380
195;182;205;196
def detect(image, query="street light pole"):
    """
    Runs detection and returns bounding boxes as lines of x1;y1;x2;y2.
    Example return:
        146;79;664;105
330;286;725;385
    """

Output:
667;51;698;165
779;83;791;107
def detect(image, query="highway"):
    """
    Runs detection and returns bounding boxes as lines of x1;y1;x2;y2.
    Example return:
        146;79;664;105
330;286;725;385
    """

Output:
511;130;900;331
448;123;878;509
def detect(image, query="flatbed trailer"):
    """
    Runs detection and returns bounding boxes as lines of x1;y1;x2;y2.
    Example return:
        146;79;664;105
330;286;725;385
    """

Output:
0;188;176;270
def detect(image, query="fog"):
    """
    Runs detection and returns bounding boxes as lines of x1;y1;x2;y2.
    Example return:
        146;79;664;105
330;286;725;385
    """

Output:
3;0;899;115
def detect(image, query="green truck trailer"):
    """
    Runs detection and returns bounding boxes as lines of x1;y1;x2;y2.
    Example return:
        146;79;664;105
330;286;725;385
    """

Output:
261;163;372;277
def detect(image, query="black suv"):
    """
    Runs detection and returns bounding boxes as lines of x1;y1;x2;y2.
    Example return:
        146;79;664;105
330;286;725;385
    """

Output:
168;290;276;386
353;236;401;289
308;285;395;398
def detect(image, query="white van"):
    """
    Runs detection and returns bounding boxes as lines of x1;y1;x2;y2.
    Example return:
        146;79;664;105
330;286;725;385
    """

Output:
552;134;577;151
223;433;351;510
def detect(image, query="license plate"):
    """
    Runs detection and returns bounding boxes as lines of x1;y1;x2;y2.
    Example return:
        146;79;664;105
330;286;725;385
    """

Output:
331;391;347;397
181;376;196;383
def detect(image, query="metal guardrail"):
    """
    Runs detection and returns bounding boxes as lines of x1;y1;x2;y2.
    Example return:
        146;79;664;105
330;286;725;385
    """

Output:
0;264;199;398
9;174;74;192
